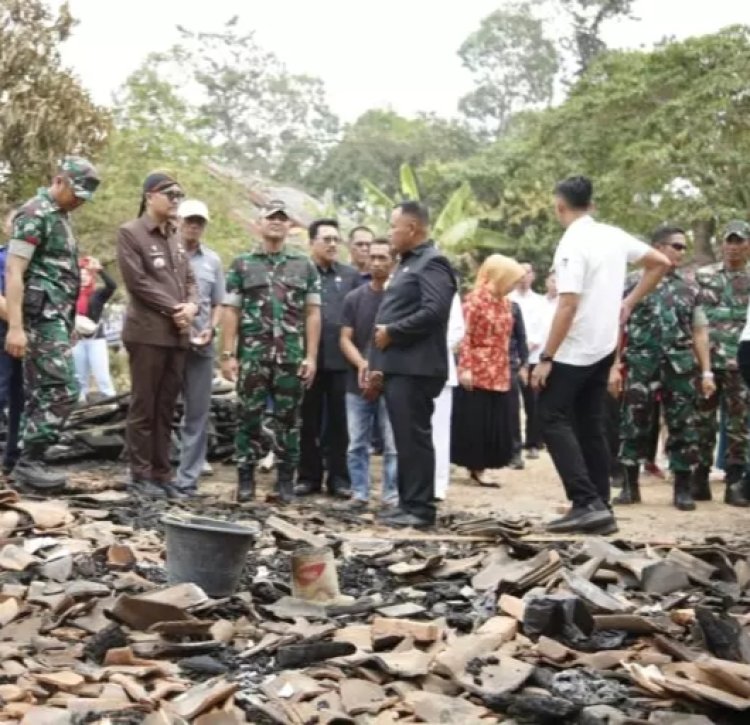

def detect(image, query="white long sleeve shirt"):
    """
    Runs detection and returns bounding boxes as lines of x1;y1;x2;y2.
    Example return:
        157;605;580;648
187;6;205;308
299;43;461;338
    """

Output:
446;293;465;387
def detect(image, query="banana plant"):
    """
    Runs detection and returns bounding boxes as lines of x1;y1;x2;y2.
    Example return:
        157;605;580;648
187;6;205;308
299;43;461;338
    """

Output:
362;163;504;255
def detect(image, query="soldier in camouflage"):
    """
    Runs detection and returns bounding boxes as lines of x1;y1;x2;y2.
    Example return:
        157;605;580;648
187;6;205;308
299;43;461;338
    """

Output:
613;226;715;510
692;220;750;506
4;157;100;491
221;200;321;503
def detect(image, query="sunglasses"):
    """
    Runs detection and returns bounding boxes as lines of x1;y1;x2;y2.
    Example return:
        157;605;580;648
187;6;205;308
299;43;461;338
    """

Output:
72;177;100;193
317;235;341;244
670;243;687;251
158;189;185;203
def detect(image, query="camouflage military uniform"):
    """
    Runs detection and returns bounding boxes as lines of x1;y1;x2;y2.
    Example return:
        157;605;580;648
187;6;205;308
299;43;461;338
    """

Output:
695;261;750;469
224;248;321;468
10;190;81;448
619;269;704;472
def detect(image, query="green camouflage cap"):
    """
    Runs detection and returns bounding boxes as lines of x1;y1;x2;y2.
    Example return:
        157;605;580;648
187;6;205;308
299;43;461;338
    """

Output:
58;156;100;201
722;219;750;241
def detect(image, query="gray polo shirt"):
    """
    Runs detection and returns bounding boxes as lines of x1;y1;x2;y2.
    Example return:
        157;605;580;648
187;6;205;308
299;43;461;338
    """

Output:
188;243;225;357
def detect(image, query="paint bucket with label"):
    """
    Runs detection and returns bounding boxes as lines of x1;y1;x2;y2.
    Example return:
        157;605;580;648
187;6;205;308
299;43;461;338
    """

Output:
291;546;341;602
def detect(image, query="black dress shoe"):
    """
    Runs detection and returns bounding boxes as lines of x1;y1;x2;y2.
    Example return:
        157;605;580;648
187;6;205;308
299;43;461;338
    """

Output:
295;480;321;496
546;502;614;534
380;511;434;529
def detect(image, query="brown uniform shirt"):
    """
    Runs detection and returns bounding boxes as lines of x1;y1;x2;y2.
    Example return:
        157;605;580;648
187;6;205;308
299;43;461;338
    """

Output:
116;215;198;348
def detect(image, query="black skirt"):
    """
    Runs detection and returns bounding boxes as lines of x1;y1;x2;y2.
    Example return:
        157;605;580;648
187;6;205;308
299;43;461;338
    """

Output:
450;386;514;470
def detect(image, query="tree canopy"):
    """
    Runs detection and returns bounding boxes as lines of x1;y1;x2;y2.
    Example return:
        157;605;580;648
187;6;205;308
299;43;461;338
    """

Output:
0;0;110;205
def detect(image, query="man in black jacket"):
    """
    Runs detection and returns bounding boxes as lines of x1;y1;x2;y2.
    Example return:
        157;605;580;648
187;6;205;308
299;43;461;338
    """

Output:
368;202;456;528
297;218;359;497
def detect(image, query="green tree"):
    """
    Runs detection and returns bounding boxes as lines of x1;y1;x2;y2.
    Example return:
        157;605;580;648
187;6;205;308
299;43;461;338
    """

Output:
151;18;340;184
311;110;478;212
458;2;559;136
457;0;635;136
75;70;248;264
447;26;750;268
0;0;110;205
560;0;636;73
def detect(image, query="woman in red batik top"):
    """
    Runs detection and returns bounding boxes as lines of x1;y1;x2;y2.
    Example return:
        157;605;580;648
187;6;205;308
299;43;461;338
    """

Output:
451;254;526;486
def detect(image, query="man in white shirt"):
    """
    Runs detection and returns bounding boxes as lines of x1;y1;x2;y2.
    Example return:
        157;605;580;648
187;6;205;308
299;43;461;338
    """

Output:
531;176;671;535
510;264;545;460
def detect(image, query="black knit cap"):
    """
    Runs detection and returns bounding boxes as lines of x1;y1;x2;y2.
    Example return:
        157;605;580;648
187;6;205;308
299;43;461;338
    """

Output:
138;172;179;215
143;172;178;194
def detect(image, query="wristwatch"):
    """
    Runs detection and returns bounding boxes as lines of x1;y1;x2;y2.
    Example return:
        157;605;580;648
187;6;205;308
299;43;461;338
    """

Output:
539;352;554;363
220;351;235;361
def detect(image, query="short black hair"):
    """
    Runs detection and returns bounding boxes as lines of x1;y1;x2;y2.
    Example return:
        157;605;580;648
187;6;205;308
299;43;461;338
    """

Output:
371;237;397;260
651;225;686;246
308;218;339;241
554;176;593;210
348;225;374;241
394;200;429;226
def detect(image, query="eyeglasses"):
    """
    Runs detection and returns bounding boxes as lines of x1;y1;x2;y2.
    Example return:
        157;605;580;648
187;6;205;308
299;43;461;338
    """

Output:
670;243;687;251
317;235;340;244
183;216;207;225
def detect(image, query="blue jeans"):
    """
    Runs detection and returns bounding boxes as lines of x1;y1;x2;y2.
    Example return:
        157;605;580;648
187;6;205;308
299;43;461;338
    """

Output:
0;350;24;469
346;393;398;504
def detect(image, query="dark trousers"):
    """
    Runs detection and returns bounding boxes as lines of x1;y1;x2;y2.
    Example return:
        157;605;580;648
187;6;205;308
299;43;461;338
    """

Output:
0;350;23;468
125;342;186;484
521;365;542;448
510;370;522;457
384;374;443;522
299;370;350;489
539;353;615;507
604;392;623;479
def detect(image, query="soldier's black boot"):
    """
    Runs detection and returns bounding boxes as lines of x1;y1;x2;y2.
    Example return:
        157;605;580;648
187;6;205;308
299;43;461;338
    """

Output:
12;447;67;491
724;464;750;507
276;466;295;505
237;466;256;503
673;470;696;511
691;464;712;501
612;465;640;505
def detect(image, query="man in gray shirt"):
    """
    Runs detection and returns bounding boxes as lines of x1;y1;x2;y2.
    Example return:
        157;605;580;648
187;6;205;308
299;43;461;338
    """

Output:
175;199;225;496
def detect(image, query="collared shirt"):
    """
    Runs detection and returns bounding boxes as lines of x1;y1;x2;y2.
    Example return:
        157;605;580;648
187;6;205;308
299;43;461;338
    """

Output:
9;187;80;326
553;215;649;366
224;246;321;366
117;214;198;348
316;261;359;371
186;243;225;357
697;261;750;369
509;288;544;363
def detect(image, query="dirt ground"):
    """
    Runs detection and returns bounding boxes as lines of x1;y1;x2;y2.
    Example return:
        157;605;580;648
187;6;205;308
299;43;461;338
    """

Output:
200;452;750;545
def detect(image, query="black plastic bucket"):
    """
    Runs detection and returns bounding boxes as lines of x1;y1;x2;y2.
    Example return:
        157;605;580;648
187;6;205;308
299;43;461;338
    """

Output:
162;515;259;597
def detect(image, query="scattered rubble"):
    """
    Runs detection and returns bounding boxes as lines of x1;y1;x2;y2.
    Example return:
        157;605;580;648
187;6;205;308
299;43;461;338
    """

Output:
0;473;749;723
